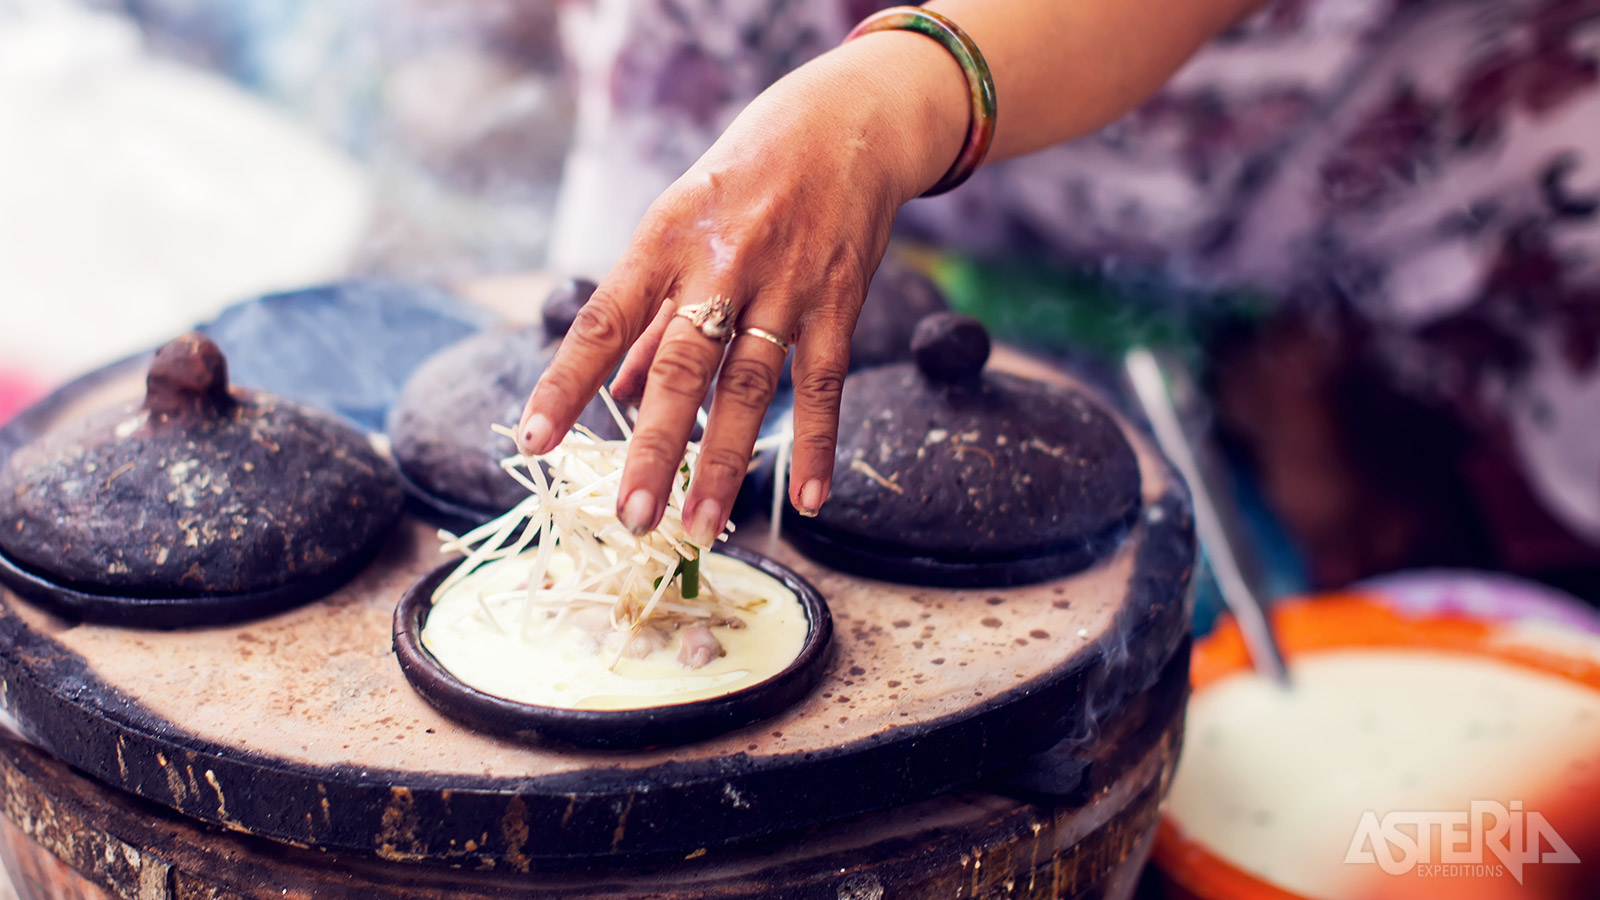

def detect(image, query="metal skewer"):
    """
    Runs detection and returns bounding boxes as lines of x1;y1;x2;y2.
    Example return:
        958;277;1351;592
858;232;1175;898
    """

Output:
1124;347;1291;686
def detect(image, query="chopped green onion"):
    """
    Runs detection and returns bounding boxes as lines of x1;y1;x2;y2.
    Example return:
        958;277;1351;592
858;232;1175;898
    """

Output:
679;549;700;599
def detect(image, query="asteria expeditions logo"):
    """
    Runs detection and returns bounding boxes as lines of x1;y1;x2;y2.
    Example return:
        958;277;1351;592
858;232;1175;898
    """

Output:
1344;801;1580;885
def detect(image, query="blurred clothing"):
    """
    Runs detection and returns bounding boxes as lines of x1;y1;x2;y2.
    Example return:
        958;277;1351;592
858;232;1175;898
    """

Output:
0;2;370;382
551;0;1600;587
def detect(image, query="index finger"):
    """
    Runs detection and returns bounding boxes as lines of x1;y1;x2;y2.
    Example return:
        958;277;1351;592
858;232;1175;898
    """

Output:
617;298;732;536
517;256;675;456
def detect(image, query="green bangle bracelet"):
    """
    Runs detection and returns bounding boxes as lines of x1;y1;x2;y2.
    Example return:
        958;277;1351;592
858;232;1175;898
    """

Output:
846;5;997;197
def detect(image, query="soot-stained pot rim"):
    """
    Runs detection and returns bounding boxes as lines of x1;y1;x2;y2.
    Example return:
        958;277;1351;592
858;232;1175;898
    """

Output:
391;462;538;554
0;354;399;629
393;545;835;749
392;457;503;535
0;534;392;629
778;502;1140;588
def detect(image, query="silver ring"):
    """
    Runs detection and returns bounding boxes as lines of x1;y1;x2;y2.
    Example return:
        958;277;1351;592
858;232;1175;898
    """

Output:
672;295;737;344
736;326;791;355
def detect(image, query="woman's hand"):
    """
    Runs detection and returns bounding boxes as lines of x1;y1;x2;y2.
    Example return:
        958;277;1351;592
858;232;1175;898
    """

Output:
516;32;968;546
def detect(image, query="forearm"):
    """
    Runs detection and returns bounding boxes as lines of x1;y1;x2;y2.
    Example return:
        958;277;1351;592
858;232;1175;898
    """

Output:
523;0;1272;532
930;0;1269;162
795;0;1268;202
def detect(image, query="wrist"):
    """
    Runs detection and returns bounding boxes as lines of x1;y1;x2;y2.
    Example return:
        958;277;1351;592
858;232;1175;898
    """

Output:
815;30;972;204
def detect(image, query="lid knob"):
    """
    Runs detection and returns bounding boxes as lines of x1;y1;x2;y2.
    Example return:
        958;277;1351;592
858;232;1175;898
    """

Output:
145;333;232;419
912;313;990;384
542;278;598;338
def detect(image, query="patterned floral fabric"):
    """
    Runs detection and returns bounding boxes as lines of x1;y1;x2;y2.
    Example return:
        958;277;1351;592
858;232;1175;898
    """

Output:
550;0;1600;556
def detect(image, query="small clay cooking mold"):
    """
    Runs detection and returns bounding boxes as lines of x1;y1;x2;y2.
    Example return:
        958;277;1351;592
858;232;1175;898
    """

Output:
387;277;626;530
394;545;833;749
0;283;1196;870
0;333;403;627
782;313;1142;587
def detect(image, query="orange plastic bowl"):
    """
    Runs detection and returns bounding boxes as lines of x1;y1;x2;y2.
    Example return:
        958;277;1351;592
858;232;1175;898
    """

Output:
1151;595;1600;900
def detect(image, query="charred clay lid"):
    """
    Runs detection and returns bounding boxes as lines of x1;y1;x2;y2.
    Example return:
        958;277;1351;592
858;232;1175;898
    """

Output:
0;333;402;624
387;278;624;526
785;313;1142;587
848;253;950;371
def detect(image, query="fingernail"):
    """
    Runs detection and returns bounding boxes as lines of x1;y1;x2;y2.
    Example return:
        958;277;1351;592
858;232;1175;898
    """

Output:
798;479;826;517
519;412;554;456
620;488;658;536
686;499;723;547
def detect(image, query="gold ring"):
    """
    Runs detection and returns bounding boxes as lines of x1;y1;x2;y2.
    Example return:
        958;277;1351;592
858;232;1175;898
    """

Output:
672;295;737;344
736;327;791;354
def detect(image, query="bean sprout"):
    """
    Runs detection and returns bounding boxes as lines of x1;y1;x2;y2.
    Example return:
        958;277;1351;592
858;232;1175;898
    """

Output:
432;390;771;668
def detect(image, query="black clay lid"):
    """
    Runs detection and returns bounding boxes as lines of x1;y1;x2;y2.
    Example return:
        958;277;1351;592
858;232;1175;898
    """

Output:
849;253;950;371
0;333;403;603
387;278;623;522
785;314;1142;587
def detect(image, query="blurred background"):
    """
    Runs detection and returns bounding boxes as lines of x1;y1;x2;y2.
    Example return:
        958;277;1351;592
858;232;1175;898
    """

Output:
6;0;1598;618
4;1;1600;897
0;0;569;393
